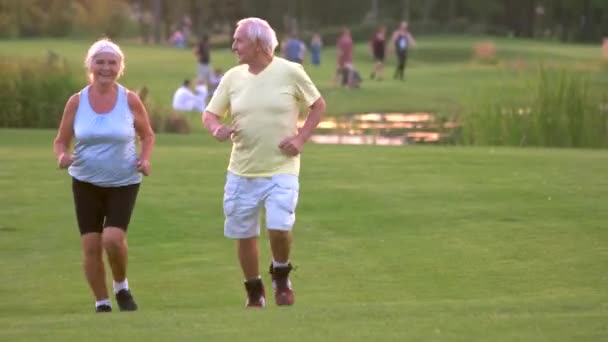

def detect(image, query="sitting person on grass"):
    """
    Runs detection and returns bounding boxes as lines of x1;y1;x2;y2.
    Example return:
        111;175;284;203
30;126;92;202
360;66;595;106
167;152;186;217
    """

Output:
172;79;197;112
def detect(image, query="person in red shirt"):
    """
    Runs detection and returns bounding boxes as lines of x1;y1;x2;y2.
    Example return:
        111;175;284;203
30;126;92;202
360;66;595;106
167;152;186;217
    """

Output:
370;25;387;80
335;27;353;86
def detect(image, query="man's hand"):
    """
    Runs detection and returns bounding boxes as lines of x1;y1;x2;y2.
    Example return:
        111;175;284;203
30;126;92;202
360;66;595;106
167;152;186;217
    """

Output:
212;124;235;142
279;135;305;156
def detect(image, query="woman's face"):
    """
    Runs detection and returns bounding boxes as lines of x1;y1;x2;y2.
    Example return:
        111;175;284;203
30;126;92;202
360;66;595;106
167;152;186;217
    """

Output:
90;52;121;84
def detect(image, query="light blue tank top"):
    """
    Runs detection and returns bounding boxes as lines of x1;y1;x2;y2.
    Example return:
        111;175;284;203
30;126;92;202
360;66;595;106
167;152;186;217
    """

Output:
68;85;142;187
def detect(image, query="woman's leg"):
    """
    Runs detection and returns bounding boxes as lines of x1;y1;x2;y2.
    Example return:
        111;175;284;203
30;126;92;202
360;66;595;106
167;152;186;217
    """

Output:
81;233;108;300
103;227;128;283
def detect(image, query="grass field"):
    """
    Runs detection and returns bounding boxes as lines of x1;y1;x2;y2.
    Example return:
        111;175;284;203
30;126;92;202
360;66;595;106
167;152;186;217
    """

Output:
1;129;607;341
2;36;608;117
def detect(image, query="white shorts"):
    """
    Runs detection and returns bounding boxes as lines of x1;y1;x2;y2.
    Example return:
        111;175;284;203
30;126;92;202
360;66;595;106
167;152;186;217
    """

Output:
223;172;299;239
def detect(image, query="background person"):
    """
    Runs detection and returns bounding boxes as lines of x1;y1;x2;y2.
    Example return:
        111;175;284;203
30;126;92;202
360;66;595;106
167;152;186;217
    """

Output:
391;21;416;80
310;33;323;66
370;25;387;80
194;34;213;84
334;27;353;86
172;79;197;111
282;31;306;64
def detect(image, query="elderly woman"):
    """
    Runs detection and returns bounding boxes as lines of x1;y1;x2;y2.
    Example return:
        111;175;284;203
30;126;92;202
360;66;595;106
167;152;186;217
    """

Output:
54;38;155;313
203;17;326;308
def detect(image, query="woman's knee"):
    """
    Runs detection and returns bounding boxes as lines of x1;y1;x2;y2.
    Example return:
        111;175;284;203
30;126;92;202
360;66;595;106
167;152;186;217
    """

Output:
102;228;126;252
81;233;103;259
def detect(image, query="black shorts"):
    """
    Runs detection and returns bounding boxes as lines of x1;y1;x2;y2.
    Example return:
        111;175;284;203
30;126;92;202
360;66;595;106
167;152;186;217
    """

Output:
71;178;140;235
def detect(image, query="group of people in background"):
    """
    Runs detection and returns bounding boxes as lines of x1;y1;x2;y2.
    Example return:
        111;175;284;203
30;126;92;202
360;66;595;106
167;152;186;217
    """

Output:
281;31;323;66
172;19;415;110
281;20;415;89
370;21;416;81
171;34;223;113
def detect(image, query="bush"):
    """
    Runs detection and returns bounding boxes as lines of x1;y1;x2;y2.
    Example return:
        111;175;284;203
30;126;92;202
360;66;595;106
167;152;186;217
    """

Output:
137;86;191;134
145;100;166;133
164;114;191;134
0;55;80;128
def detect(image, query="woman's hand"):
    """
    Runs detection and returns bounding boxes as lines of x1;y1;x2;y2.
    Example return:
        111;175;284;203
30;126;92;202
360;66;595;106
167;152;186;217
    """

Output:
137;159;151;176
57;153;73;169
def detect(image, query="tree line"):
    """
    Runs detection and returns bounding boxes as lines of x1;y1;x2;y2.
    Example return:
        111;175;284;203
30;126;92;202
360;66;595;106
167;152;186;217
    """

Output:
0;0;607;43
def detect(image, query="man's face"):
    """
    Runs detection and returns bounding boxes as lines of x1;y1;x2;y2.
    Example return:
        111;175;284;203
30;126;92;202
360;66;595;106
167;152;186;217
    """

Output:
232;25;257;64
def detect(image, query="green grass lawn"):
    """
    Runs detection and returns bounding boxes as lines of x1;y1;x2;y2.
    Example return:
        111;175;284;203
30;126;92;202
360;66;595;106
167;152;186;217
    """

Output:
2;36;607;117
1;129;607;341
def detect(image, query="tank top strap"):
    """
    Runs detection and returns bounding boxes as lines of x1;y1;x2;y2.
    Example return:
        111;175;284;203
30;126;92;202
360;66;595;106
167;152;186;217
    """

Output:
115;84;131;112
80;86;90;104
116;84;126;104
76;86;90;114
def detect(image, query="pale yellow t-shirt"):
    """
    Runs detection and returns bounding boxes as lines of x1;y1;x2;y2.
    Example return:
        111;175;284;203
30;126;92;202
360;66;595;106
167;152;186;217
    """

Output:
206;57;321;177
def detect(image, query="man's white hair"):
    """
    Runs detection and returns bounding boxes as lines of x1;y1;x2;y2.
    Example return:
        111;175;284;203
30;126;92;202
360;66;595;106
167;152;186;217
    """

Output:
236;17;278;55
84;38;125;79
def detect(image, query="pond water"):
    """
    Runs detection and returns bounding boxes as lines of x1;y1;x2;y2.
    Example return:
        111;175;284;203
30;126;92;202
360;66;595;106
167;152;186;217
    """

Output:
302;113;458;145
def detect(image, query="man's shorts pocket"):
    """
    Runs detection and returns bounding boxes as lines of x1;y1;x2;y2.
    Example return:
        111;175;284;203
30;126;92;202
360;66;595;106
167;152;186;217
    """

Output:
223;174;240;217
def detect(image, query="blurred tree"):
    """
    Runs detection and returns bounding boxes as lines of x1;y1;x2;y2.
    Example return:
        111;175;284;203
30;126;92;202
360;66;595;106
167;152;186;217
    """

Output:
0;0;606;43
0;0;18;37
47;0;75;37
15;0;48;37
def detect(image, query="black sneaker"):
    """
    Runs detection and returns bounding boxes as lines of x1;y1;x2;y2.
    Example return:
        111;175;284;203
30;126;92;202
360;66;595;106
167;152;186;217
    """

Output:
269;263;295;306
115;289;138;311
244;278;266;308
95;304;112;313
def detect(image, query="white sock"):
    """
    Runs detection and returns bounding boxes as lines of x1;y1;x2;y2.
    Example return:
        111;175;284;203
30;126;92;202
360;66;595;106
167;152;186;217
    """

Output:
95;298;111;308
113;279;129;294
272;260;290;268
245;275;262;282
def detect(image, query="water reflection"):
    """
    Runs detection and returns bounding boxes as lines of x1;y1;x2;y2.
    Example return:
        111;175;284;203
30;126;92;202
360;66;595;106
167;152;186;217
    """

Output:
302;113;458;145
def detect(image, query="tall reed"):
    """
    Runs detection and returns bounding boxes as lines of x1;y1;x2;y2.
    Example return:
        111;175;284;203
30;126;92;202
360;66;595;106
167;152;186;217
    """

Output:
461;67;608;148
0;56;80;128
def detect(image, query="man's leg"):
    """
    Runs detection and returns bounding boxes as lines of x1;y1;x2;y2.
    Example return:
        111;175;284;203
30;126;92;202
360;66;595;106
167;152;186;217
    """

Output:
268;230;295;306
224;172;265;307
402;52;409;79
269;229;292;264
238;237;266;307
397;52;407;80
266;174;299;306
238;237;260;280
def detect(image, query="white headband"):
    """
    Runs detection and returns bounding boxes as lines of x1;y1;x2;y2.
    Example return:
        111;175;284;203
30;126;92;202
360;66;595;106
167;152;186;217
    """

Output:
94;44;120;57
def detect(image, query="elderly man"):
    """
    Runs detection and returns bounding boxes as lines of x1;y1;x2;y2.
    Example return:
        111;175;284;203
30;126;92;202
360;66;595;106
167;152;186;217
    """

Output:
202;17;326;308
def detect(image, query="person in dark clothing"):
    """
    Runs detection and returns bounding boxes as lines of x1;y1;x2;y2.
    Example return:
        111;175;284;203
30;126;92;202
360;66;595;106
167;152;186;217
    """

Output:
370;25;387;80
391;21;416;80
194;34;213;84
